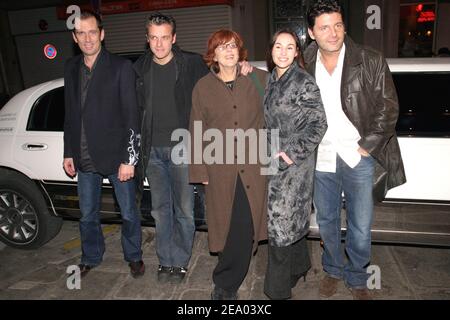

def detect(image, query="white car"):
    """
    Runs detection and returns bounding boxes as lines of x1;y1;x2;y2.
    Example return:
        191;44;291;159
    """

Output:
0;58;449;249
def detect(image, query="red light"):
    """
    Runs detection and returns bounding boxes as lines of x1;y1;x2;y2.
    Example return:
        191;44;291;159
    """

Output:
417;11;435;23
416;4;423;12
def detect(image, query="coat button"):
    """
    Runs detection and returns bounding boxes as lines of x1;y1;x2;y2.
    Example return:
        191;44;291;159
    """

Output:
246;185;250;189
234;122;238;125
240;169;245;173
233;105;237;109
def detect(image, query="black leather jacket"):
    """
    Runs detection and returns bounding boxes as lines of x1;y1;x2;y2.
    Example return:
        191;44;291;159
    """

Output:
133;45;208;173
303;36;406;197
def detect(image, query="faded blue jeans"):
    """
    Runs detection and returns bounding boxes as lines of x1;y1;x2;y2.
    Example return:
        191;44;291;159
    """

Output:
314;154;375;288
77;170;142;266
146;146;195;268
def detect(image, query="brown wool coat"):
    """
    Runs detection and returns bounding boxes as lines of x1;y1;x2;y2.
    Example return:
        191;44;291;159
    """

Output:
189;68;268;253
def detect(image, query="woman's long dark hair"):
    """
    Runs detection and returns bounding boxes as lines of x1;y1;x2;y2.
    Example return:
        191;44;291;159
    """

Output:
266;29;305;73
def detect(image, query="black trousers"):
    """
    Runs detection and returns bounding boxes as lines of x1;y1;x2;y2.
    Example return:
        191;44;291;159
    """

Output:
264;236;311;299
212;175;254;292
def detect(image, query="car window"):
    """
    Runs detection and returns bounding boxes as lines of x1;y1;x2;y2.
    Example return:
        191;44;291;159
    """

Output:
27;86;65;132
393;72;450;137
0;94;10;109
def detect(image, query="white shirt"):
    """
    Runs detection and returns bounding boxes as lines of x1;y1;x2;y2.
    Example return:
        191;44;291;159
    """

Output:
315;44;362;172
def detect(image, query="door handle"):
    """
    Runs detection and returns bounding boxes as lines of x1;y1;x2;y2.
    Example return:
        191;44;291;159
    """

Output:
22;143;48;151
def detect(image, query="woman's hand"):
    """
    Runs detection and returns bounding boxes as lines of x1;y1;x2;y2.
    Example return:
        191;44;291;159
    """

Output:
239;61;254;76
358;147;370;157
275;152;294;165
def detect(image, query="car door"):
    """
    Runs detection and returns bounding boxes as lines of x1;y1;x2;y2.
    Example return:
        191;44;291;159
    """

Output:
386;71;450;202
13;85;69;182
12;84;123;218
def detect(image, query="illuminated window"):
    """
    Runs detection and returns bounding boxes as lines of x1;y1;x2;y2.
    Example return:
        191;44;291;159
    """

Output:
398;2;436;57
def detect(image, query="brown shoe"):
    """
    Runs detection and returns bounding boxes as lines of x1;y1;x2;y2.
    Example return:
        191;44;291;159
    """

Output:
129;260;145;278
319;275;340;298
349;287;372;300
78;264;93;278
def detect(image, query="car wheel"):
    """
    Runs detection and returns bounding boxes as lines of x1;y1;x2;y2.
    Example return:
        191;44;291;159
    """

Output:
0;169;63;249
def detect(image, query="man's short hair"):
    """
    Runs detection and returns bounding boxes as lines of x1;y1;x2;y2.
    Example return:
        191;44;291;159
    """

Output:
307;0;344;29
146;12;176;35
72;10;103;33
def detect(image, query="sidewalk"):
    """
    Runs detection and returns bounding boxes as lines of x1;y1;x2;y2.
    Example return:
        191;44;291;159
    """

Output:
0;221;449;300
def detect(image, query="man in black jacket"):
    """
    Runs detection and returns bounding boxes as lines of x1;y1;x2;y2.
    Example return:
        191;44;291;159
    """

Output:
63;11;144;278
304;0;406;300
133;13;209;284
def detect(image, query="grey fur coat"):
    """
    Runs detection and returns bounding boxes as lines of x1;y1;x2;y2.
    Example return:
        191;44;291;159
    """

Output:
264;63;327;247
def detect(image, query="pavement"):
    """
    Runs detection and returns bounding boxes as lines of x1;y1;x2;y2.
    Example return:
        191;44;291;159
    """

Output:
0;220;449;301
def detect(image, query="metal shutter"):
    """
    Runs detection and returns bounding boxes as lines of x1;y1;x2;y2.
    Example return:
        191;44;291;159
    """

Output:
8;5;232;88
102;5;232;54
8;7;67;35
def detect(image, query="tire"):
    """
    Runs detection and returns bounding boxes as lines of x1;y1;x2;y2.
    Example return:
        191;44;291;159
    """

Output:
0;169;63;249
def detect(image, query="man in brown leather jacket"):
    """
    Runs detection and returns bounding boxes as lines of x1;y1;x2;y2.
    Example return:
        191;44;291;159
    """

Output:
304;0;406;300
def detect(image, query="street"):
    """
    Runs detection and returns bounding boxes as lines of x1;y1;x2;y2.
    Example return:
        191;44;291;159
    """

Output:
0;218;449;300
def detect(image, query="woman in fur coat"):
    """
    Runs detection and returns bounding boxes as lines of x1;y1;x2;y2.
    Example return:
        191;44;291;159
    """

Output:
263;30;327;299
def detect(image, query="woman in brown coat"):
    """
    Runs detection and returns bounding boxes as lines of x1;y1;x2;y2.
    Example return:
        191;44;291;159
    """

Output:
189;29;268;300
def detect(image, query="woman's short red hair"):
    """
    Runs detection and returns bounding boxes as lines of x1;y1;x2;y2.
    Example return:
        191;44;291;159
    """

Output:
204;29;248;73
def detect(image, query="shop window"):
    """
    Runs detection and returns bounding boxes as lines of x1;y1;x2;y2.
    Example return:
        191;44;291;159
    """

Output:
399;3;436;57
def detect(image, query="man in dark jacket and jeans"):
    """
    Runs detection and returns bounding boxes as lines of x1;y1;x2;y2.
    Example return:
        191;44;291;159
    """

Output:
133;13;209;283
304;0;406;299
63;11;144;278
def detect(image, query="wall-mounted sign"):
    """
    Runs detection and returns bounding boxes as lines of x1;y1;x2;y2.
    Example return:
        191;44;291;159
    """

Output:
417;11;435;23
44;44;57;59
57;0;233;19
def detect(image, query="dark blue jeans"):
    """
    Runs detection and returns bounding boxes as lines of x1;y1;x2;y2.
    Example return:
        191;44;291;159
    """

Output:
77;170;142;266
314;155;375;288
146;146;195;268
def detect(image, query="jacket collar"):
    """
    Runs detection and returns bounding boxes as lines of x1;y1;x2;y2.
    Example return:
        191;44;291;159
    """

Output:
209;63;242;83
303;35;362;75
70;47;109;105
268;62;300;86
133;44;184;77
72;47;109;76
343;36;362;67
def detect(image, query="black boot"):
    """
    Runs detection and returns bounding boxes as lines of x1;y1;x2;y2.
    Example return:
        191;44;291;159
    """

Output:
211;286;238;300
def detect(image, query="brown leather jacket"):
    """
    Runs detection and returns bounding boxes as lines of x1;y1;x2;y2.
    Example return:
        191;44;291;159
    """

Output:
303;36;406;199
